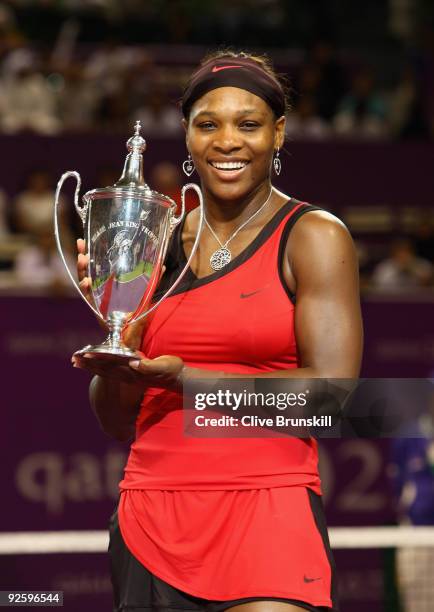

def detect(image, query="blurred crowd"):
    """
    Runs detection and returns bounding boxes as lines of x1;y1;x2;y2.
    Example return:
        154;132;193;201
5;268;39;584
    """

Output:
0;34;184;137
287;49;432;141
363;234;434;292
0;37;431;141
0;2;433;140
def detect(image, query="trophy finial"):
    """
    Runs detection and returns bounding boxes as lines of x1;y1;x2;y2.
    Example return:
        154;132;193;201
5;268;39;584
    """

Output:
115;122;148;187
126;120;146;155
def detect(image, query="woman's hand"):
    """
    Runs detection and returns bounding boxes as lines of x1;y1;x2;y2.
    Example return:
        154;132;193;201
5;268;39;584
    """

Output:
128;354;184;390
73;353;184;391
76;238;94;305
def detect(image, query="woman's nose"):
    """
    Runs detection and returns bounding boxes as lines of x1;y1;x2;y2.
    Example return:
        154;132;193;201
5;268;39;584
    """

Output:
212;125;242;152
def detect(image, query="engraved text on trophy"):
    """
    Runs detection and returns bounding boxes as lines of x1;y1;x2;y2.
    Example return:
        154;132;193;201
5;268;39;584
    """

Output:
88;199;164;318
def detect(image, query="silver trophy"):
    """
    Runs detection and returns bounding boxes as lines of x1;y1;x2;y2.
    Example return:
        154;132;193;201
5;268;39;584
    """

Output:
54;121;204;360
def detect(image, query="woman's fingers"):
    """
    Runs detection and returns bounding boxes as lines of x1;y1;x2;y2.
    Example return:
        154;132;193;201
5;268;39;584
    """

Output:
159;264;166;282
72;355;143;385
78;276;93;307
128;355;184;387
79;276;91;290
122;317;149;351
72;352;184;390
76;239;92;301
77;253;89;281
77;238;86;254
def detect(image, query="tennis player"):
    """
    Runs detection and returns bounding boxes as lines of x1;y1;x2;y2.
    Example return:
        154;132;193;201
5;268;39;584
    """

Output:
74;50;363;612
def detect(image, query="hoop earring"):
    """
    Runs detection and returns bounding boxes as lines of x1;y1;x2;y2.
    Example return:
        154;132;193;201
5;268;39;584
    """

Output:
182;153;195;177
273;149;282;176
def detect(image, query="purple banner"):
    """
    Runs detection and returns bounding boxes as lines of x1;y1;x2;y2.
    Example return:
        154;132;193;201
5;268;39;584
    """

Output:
1;296;127;532
362;295;434;377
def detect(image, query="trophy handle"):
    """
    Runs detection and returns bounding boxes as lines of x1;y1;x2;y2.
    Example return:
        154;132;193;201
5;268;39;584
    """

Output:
130;183;204;323
54;171;104;322
169;183;186;228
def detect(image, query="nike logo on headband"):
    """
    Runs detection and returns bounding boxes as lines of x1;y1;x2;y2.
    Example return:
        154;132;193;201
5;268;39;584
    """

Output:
212;65;243;73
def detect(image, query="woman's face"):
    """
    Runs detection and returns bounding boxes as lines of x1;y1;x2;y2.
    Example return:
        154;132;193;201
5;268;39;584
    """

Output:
185;87;285;202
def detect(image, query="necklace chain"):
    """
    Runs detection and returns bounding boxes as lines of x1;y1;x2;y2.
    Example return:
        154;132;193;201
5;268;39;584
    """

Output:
204;188;273;271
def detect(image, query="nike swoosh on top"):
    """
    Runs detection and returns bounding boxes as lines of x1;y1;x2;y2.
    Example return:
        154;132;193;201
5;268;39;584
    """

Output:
212;65;243;73
240;289;263;299
303;575;322;583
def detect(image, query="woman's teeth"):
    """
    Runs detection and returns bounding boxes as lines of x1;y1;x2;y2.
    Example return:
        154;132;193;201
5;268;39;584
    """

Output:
210;161;248;170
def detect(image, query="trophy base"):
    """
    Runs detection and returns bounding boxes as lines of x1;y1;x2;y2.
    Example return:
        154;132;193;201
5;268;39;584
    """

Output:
74;343;142;363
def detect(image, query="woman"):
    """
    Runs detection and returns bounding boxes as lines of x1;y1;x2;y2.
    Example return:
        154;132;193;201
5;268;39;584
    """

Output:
74;51;363;612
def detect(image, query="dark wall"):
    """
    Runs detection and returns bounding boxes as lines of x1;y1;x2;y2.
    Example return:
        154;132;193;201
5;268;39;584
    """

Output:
2;134;433;211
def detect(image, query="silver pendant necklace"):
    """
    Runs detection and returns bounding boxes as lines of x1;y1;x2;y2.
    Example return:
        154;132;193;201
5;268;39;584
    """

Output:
205;189;273;271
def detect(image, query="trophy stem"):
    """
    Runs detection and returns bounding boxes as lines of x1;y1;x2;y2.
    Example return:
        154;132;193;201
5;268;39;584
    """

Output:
107;311;128;351
74;311;139;360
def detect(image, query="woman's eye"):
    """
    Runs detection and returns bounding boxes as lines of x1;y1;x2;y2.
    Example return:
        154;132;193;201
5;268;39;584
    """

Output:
198;121;216;130
240;121;260;130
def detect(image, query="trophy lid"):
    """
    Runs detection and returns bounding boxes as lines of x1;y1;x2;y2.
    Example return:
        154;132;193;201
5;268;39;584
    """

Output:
115;120;149;190
83;121;177;211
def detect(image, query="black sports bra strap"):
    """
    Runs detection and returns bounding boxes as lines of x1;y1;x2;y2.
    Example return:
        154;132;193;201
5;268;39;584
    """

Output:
278;204;323;304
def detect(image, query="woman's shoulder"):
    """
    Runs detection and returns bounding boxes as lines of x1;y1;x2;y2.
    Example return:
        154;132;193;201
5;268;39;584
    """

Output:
290;204;349;239
285;203;354;260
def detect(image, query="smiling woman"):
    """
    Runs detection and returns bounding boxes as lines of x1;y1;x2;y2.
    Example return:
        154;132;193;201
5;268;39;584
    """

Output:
74;50;363;612
182;52;286;210
187;88;279;199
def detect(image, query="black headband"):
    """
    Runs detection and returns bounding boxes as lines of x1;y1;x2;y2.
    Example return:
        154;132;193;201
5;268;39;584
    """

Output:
182;58;286;119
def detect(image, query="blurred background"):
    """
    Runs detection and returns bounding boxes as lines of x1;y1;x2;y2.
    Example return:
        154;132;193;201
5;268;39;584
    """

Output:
0;1;433;611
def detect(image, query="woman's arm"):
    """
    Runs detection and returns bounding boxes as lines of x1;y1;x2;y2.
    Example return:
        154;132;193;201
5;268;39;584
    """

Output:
89;375;144;441
284;209;363;378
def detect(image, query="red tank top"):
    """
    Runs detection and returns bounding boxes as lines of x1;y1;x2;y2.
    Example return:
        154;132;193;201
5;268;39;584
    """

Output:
117;200;336;603
119;199;321;492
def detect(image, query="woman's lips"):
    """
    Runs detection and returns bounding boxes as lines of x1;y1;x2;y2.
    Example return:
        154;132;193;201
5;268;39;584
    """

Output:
207;161;250;181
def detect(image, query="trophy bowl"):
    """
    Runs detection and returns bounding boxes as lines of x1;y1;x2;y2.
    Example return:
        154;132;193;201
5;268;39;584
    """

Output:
54;121;204;361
